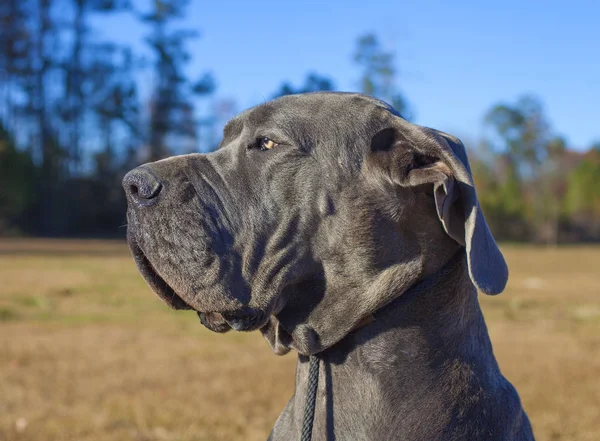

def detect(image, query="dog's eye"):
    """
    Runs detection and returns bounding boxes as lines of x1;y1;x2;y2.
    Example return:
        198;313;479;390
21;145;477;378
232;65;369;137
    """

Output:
257;137;278;151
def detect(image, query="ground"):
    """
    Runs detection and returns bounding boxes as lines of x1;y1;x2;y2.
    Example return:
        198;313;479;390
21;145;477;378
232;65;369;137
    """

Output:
0;239;599;441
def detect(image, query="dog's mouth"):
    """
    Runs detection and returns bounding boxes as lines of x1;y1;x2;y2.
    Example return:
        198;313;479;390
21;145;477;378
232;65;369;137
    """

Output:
128;232;271;333
128;233;194;311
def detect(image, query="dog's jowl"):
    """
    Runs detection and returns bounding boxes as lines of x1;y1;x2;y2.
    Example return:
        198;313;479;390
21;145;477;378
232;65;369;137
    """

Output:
124;92;535;441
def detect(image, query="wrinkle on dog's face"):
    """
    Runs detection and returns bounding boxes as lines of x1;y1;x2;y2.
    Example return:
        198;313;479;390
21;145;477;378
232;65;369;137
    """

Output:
125;92;456;351
126;157;249;316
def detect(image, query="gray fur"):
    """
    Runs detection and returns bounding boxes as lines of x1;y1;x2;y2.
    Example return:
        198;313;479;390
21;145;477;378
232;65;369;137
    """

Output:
123;92;534;440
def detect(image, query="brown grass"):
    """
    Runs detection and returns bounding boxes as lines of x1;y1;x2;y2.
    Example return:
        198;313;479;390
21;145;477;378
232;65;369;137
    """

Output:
0;239;599;441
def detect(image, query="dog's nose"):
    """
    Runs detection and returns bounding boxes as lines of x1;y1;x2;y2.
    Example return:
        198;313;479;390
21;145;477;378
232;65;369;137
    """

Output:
122;167;163;205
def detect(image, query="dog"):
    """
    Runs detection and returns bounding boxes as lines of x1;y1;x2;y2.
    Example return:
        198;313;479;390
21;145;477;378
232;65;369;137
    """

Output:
123;92;535;440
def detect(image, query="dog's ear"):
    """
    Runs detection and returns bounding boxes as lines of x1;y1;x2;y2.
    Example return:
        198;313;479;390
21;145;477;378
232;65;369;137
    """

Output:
368;124;508;295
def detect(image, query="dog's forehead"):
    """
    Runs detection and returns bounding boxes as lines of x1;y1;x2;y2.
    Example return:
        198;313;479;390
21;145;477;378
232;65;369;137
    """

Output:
225;92;398;140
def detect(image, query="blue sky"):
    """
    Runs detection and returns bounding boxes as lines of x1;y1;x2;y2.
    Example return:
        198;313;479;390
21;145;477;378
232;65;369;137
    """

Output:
100;0;600;149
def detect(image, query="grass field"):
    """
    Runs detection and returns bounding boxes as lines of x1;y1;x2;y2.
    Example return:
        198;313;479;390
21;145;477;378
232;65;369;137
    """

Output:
1;239;599;441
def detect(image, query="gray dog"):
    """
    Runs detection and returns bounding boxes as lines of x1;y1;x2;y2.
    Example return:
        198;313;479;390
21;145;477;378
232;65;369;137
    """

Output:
123;92;534;441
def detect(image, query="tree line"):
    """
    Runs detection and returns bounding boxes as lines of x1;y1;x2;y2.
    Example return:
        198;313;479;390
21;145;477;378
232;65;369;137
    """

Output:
1;0;599;242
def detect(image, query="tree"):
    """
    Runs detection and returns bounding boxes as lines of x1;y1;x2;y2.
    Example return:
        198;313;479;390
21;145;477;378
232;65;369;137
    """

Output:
564;145;600;239
484;96;574;243
0;0;141;235
0;123;37;235
273;72;335;98
484;96;552;177
0;0;222;235
141;0;214;159
0;0;33;134
60;0;132;172
29;0;64;235
193;72;218;152
90;45;140;166
353;33;412;120
470;148;530;241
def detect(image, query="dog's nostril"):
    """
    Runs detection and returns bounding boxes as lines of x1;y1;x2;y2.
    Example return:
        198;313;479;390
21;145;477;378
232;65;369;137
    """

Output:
122;167;163;204
129;184;139;197
141;183;162;199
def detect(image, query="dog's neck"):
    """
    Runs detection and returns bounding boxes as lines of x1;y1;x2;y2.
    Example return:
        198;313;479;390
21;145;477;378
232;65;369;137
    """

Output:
269;254;525;440
346;248;467;336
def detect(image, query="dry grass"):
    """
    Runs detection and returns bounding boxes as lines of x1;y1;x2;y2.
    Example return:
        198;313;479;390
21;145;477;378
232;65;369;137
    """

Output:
0;239;599;441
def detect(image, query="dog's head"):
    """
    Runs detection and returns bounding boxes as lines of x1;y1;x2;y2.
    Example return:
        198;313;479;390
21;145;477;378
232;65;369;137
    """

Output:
123;92;507;355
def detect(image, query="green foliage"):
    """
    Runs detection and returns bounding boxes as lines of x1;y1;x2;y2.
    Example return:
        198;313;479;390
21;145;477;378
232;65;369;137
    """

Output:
565;149;600;217
471;154;530;241
482;95;581;243
485;95;551;170
0;124;37;233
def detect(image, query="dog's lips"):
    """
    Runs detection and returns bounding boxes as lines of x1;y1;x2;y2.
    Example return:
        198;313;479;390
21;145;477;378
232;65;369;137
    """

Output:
128;234;193;310
128;232;270;334
197;311;232;333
